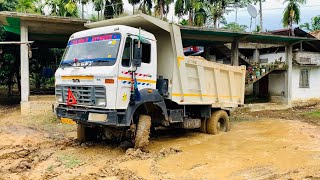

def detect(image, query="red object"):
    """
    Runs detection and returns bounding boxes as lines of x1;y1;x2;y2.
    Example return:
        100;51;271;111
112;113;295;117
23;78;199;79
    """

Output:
74;58;78;63
192;46;198;52
67;88;77;105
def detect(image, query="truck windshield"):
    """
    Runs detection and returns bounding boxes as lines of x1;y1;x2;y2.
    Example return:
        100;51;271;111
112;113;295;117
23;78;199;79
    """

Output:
60;33;121;67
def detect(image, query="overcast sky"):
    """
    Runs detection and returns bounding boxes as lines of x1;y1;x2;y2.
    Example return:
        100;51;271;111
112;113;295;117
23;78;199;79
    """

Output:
85;0;320;31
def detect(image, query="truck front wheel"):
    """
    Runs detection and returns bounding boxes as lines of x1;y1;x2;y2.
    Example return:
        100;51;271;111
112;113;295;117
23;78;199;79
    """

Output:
134;115;151;150
206;110;230;135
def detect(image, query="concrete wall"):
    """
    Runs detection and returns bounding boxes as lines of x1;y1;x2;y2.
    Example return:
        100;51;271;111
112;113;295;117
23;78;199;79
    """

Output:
292;66;320;101
294;51;320;65
259;52;286;64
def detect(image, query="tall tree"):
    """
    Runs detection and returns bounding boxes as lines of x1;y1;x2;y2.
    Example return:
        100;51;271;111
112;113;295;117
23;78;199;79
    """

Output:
174;0;184;20
46;0;79;17
0;0;18;11
154;0;173;19
205;0;228;28
111;0;123;16
128;0;140;14
103;0;123;19
79;0;89;18
139;0;152;15
93;0;104;20
282;0;306;30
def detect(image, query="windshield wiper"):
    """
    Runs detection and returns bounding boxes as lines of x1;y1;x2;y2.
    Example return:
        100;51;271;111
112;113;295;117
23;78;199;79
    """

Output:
83;59;113;68
60;61;74;69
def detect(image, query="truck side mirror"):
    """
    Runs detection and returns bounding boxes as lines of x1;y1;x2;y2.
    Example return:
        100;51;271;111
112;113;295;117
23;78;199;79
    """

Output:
133;46;142;67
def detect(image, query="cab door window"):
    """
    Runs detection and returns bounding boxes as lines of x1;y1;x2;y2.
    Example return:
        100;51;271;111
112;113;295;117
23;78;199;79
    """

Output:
121;37;132;67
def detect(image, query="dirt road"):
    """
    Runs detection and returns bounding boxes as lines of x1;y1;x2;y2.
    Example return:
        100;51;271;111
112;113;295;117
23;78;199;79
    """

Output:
1;107;320;179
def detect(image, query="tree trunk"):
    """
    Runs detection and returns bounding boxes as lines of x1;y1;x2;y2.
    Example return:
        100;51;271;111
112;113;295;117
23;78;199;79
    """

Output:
214;18;217;28
132;5;134;15
159;2;163;19
188;10;193;25
259;0;263;32
82;3;84;19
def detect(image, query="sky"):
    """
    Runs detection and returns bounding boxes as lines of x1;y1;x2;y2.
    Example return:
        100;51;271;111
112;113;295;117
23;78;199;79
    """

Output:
224;0;320;31
85;0;320;32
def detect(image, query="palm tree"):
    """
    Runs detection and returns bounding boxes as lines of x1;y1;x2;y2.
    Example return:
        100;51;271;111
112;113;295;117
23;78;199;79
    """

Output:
128;0;140;14
139;0;152;15
154;0;173;19
93;0;103;20
282;0;306;30
205;0;227;28
174;0;184;21
111;0;123;16
79;0;89;19
173;0;194;25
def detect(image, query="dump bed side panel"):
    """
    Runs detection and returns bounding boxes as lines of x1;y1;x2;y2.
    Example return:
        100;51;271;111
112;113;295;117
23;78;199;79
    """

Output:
171;57;246;108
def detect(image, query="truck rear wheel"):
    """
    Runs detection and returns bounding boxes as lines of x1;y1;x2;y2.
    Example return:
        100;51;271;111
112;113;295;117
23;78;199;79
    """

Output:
206;110;230;135
77;124;96;142
134;115;151;150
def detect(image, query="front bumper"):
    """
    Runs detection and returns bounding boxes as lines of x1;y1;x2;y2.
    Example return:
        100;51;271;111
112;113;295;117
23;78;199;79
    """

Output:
56;105;127;127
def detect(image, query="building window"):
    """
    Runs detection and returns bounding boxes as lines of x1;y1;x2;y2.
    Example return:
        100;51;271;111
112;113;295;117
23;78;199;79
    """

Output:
299;69;310;88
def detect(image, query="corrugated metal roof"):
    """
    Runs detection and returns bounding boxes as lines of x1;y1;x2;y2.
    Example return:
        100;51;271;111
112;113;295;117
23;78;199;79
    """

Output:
180;26;315;45
0;11;87;44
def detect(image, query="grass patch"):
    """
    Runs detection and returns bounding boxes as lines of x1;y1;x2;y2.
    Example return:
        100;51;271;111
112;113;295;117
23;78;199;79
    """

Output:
57;155;81;168
25;113;76;134
304;110;320;118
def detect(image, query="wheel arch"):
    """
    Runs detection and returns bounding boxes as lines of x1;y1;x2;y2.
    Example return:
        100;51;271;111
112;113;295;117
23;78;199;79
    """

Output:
123;88;168;126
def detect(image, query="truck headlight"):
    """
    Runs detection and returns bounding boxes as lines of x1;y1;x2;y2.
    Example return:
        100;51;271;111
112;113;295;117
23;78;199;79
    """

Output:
56;95;63;102
55;85;63;103
96;98;106;107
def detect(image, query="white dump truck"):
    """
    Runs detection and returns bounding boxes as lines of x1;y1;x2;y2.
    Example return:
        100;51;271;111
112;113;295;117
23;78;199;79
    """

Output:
55;14;245;149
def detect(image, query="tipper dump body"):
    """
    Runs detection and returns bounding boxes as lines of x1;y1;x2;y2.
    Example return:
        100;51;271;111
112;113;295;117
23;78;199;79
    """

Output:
85;14;246;107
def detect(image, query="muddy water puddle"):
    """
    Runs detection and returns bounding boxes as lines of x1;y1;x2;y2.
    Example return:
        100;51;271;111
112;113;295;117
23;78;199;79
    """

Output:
1;116;320;179
121;119;320;179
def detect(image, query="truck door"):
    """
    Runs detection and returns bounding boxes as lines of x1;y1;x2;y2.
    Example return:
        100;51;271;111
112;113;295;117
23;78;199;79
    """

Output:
116;36;157;109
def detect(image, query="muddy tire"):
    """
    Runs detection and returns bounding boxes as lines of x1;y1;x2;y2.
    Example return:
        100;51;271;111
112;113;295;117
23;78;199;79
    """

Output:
134;115;151;150
200;118;207;133
206;110;230;135
77;124;96;142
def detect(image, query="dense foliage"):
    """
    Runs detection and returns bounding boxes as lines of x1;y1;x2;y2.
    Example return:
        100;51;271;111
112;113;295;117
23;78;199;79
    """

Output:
300;16;320;32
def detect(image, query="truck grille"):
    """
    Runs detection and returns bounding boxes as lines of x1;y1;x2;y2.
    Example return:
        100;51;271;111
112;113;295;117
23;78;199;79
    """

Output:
55;85;106;106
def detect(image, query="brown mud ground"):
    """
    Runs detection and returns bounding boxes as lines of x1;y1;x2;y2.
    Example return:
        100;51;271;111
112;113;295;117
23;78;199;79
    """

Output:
0;106;320;179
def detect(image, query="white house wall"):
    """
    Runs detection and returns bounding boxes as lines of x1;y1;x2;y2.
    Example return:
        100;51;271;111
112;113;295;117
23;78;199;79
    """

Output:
292;66;320;101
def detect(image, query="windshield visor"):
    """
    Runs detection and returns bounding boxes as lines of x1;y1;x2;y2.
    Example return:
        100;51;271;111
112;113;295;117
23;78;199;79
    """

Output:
61;33;121;67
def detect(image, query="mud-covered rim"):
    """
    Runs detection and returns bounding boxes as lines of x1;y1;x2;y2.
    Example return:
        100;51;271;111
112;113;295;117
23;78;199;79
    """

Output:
218;118;227;132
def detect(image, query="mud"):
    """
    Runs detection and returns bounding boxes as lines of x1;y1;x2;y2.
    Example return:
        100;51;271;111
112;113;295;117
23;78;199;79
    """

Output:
0;107;320;179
